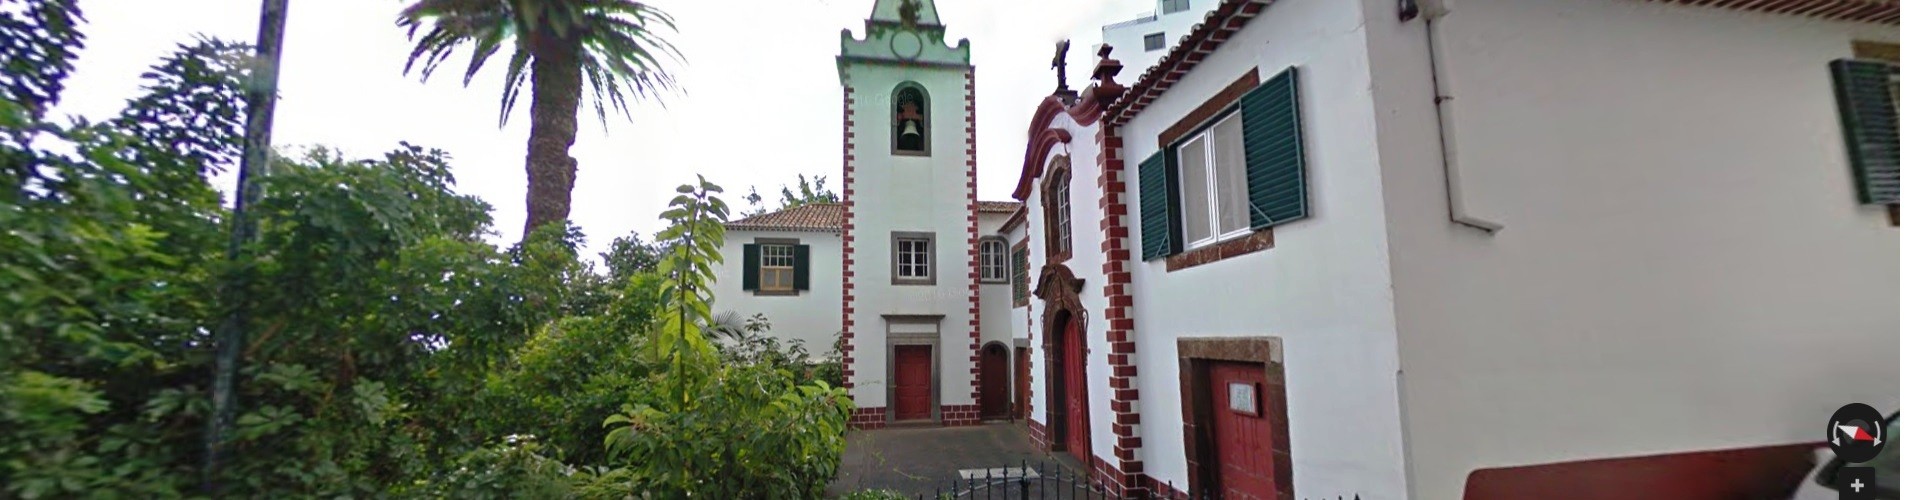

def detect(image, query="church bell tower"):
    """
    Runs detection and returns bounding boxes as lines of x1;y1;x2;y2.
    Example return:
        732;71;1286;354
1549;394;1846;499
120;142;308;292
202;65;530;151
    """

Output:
836;0;984;427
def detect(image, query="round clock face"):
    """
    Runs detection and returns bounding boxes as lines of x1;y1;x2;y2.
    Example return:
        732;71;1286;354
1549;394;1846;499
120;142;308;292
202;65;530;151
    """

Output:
890;31;923;60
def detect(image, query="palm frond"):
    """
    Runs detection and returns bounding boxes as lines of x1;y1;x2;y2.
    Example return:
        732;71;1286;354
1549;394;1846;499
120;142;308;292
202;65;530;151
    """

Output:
398;0;682;128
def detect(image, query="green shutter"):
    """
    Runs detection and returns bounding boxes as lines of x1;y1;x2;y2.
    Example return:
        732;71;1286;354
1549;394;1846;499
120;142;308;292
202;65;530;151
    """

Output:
1010;247;1025;301
1163;146;1186;255
1138;151;1171;260
1831;59;1900;205
742;244;760;290
794;244;811;291
1241;66;1308;228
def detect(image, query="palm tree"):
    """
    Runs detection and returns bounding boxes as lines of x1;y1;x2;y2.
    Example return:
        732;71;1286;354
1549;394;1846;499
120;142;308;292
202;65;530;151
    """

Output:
398;0;680;242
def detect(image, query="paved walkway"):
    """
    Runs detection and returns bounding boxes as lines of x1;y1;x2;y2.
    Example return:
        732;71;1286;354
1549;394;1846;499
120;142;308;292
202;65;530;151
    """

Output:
830;421;1089;496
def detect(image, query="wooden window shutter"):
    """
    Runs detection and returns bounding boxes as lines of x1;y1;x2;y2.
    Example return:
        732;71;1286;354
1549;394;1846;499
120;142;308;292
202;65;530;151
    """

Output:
794;244;811;291
1240;66;1308;228
1138;151;1172;260
1831;59;1900;205
742;243;761;290
1164;145;1186;255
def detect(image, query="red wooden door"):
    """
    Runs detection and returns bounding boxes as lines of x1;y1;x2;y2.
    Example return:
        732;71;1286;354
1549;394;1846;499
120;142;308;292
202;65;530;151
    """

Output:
1210;362;1275;500
894;345;933;420
980;344;1010;420
1014;347;1031;419
1063;316;1090;463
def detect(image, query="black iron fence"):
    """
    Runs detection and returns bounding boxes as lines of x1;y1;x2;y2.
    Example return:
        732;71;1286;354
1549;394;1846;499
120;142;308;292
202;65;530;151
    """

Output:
913;460;1361;500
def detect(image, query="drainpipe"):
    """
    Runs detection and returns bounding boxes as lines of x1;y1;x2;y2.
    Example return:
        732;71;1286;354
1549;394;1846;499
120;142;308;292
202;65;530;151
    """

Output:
1418;0;1503;233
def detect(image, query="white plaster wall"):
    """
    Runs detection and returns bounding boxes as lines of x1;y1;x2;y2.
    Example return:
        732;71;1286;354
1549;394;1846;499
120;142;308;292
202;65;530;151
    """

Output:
1365;0;1901;497
1101;0;1223;85
1012;118;1121;467
713;229;846;360
843;61;980;411
1117;0;1409;497
978;211;1015;351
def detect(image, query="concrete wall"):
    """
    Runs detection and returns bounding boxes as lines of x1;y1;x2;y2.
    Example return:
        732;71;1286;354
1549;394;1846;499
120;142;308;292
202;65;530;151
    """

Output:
1366;0;1901;497
842;60;980;413
1100;0;1222;85
713;228;846;360
1116;0;1411;497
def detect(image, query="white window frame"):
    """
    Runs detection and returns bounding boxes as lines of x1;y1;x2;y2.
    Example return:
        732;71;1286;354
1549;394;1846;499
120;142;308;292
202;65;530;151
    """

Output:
1178;110;1252;249
980;238;1008;283
1144;32;1166;51
1160;0;1190;14
1052;176;1071;254
892;232;935;285
760;244;795;292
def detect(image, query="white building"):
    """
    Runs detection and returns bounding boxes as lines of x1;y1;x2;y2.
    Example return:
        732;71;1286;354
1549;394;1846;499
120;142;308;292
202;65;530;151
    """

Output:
1013;0;1898;498
1101;0;1222;85
713;0;1028;429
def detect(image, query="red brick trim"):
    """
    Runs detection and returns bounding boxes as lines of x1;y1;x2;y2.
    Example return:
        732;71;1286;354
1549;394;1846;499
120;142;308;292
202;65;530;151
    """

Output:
966;69;984;419
940;404;984;426
1095;124;1145;496
841;85;858;393
850;406;888;430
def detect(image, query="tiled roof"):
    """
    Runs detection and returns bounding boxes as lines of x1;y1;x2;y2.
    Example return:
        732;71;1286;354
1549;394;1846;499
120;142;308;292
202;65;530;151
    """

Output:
1106;0;1896;126
980;200;1023;213
723;203;845;232
1651;0;1896;24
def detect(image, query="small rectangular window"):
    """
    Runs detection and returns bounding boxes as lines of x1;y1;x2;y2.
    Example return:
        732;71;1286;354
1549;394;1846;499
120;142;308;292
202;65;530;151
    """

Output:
1160;0;1189;14
1144;32;1167;52
892;233;935;285
1178;111;1253;249
760;244;795;291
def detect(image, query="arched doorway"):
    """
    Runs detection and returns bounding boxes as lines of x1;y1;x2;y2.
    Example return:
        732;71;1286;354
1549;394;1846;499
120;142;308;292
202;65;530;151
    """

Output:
1048;310;1091;463
1035;262;1090;464
980;342;1010;420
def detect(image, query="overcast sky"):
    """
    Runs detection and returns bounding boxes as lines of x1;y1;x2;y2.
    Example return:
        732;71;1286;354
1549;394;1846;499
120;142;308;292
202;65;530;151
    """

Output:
59;0;1153;255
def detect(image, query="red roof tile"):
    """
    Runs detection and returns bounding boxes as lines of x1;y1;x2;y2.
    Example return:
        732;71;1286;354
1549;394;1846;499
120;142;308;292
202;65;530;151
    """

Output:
980;200;1023;213
724;203;845;232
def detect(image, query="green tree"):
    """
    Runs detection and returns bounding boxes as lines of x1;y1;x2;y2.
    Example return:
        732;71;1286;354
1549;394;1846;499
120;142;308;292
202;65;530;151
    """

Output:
744;174;841;216
600;231;665;284
397;0;682;242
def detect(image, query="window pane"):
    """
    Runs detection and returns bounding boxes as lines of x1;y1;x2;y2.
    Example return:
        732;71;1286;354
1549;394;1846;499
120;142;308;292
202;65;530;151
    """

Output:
1179;136;1213;244
1212;113;1251;234
1144;33;1166;51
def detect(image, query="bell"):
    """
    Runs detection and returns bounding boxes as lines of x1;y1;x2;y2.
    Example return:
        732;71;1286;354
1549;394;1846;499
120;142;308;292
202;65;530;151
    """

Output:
901;120;921;137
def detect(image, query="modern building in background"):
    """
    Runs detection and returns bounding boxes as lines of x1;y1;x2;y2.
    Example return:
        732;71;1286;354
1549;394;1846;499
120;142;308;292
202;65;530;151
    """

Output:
1100;0;1222;85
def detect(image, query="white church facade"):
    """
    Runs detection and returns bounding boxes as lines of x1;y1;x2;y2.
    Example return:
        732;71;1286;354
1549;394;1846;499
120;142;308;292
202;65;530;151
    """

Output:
718;0;1897;498
713;0;1030;429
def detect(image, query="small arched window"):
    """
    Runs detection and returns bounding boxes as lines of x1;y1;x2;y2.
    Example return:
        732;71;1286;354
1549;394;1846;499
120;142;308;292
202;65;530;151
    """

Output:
894;84;928;155
980;238;1008;283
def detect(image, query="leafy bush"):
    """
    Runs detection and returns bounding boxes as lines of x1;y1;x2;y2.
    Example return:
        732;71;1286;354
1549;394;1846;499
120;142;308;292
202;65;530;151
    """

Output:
604;364;853;498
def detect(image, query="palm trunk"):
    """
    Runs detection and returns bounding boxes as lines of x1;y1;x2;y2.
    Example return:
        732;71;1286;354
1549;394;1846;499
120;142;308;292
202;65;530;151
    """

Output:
521;33;584;242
